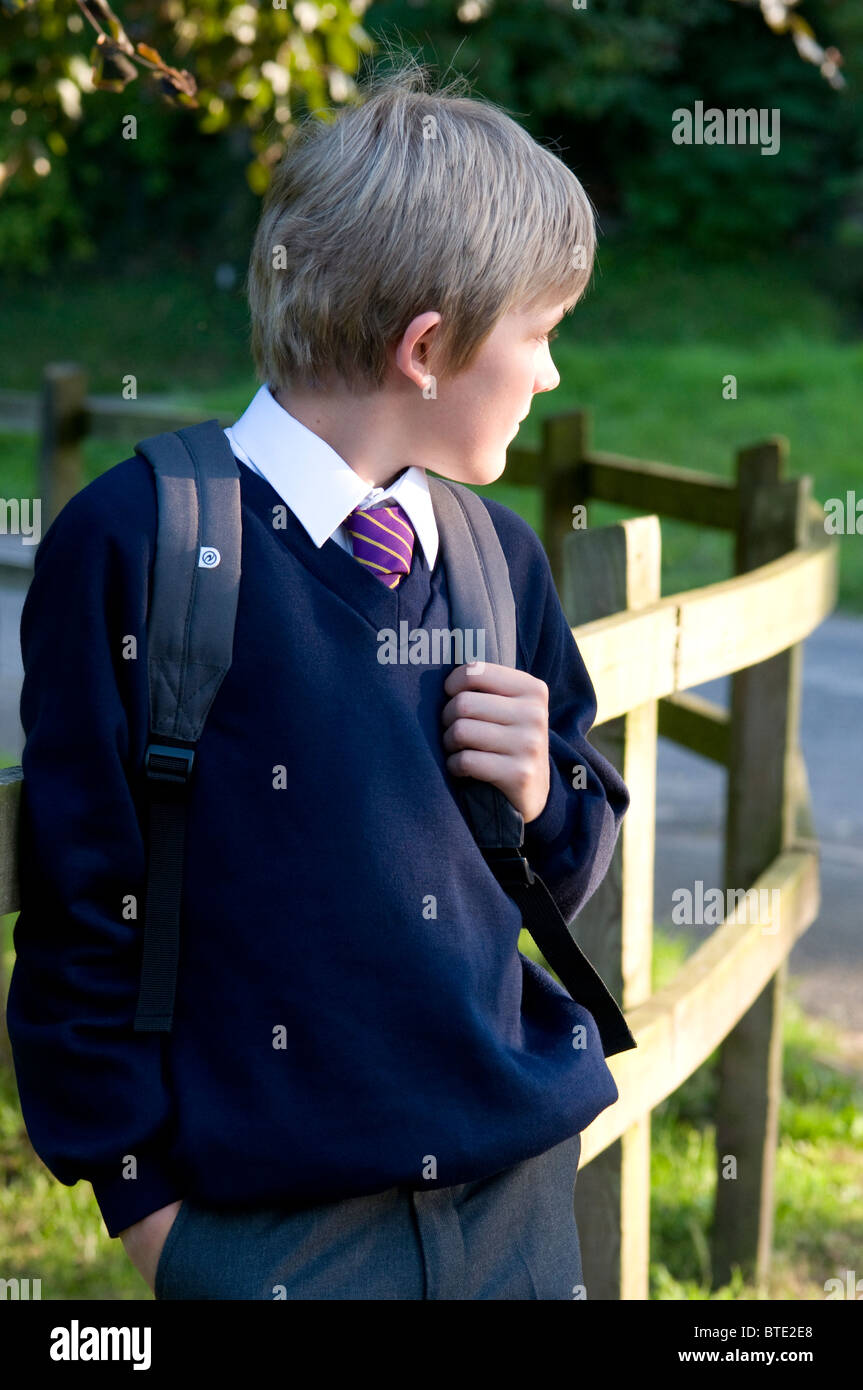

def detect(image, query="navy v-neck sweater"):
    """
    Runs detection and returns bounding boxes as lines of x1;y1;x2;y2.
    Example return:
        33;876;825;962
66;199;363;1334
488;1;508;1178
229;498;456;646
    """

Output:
7;451;629;1238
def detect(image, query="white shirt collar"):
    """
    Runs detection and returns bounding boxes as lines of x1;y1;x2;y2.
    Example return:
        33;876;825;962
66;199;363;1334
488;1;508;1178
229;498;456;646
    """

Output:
224;384;439;569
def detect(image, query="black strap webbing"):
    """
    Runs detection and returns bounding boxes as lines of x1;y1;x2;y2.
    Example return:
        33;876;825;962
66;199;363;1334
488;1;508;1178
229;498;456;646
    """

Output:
481;849;636;1057
134;750;194;1031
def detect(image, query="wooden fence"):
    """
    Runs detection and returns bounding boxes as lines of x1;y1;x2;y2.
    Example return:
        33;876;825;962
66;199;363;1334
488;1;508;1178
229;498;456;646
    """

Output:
0;366;839;1299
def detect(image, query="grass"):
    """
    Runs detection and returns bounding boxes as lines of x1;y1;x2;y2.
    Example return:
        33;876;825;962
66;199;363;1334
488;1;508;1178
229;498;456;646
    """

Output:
0;243;859;1297
1;240;860;608
2;911;860;1299
646;932;863;1301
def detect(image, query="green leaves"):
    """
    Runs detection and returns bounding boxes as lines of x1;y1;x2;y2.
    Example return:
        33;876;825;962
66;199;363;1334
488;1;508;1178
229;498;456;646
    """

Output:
0;0;367;210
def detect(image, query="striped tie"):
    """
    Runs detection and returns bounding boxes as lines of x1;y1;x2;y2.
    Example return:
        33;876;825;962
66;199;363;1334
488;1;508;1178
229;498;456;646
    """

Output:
346;501;415;589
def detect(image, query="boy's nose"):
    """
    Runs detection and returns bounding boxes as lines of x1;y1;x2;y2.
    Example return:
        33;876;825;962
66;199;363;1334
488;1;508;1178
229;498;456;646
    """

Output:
534;361;560;394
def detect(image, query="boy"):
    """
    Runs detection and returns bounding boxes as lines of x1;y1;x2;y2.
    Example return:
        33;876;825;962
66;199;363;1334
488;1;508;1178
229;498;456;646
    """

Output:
7;58;631;1300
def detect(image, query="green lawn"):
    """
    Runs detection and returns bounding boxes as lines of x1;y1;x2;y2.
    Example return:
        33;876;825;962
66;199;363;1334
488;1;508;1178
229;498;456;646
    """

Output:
1;242;860;607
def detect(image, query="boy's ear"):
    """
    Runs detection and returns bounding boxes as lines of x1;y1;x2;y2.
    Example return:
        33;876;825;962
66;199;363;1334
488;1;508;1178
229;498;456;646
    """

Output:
394;310;443;388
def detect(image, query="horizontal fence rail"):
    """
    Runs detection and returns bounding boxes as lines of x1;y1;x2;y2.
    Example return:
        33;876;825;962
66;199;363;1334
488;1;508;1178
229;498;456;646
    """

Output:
582;498;836;725
581;846;819;1162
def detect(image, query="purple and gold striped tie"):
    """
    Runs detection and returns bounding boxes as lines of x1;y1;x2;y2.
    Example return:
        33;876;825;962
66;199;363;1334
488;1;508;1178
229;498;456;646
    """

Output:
346;502;415;589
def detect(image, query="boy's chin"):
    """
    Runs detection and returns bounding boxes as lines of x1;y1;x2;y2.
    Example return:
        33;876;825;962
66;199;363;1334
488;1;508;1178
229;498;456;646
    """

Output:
470;453;509;487
432;451;508;489
477;458;509;486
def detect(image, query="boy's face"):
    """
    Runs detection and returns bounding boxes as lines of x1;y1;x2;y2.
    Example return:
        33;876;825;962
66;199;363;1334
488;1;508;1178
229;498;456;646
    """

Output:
398;297;567;488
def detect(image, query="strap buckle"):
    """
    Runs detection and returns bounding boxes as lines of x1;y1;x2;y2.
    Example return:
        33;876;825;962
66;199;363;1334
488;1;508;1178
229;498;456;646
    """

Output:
144;742;195;786
481;846;536;887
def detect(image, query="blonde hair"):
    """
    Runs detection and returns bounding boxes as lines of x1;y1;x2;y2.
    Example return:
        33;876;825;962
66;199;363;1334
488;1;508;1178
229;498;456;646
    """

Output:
246;49;596;394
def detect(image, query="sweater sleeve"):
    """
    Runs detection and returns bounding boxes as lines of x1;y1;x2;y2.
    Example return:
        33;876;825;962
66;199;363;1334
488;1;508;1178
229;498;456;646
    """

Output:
5;471;187;1238
513;523;630;926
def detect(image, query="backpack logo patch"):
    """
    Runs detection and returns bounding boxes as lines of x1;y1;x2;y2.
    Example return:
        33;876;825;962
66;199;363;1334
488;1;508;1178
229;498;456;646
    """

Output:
199;546;221;568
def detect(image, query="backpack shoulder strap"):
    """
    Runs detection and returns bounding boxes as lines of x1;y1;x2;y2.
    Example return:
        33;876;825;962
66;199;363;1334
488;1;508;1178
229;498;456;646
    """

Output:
132;419;242;1033
141;419;242;744
427;477;525;852
426;477;517;668
429;476;637;1058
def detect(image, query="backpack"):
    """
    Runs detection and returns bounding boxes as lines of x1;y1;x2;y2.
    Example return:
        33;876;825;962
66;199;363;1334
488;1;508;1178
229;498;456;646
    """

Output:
131;419;636;1058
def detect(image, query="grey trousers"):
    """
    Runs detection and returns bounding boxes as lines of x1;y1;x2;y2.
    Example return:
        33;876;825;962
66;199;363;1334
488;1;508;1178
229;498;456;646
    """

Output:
154;1130;584;1300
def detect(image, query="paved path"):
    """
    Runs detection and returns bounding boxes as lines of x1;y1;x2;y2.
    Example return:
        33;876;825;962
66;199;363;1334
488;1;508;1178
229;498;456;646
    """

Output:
1;542;860;1029
652;613;863;1034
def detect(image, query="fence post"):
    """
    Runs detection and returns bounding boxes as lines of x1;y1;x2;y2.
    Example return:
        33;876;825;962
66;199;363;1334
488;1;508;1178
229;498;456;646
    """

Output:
561;513;661;1301
39;363;88;527
711;438;810;1289
542;411;591;594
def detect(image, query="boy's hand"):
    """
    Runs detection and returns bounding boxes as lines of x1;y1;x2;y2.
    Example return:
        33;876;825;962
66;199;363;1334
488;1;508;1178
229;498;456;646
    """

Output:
118;1199;184;1294
442;662;550;823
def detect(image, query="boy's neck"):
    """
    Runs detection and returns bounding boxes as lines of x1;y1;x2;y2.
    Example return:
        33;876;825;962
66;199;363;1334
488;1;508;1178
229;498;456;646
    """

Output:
272;382;420;491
